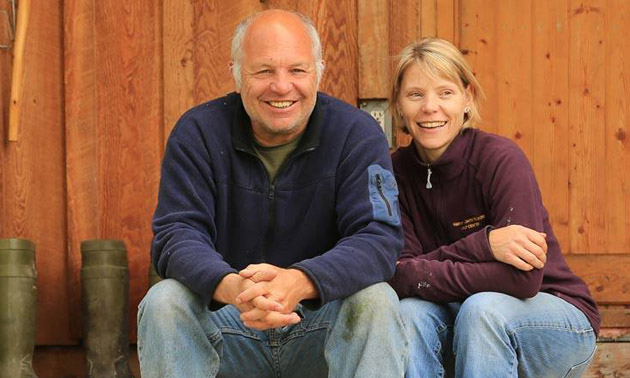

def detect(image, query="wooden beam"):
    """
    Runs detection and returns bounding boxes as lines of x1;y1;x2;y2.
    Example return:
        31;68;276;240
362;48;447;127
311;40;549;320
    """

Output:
565;254;630;303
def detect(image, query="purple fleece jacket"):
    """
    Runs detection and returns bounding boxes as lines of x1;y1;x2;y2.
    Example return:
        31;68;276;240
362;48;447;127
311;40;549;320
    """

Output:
389;128;600;335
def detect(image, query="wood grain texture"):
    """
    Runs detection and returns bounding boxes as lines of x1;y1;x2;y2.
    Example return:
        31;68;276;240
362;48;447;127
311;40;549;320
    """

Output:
92;0;162;342
531;0;570;252
193;0;249;104
569;0;607;253
0;0;10;205
63;0;97;340
309;0;358;104
436;0;457;43
495;1;533;158
565;254;630;303
421;0;437;37
604;0;630;254
599;305;630;328
459;0;498;134
584;342;630;378
1;0;69;344
390;0;420;148
358;0;389;99
163;0;195;142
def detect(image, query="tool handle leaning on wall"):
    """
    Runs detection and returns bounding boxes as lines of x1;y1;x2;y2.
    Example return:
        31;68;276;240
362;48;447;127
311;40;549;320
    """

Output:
8;0;31;142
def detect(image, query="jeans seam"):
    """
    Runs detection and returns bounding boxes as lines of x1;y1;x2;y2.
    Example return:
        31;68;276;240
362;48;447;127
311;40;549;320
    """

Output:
508;324;594;335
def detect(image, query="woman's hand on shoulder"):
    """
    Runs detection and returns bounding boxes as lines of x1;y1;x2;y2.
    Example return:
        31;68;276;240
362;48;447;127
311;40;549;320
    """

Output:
488;225;548;271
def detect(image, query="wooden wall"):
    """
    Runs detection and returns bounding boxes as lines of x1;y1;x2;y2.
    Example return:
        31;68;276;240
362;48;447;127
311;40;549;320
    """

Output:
0;0;628;355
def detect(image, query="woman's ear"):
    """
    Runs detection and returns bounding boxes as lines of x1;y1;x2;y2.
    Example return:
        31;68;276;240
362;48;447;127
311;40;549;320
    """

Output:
464;85;474;108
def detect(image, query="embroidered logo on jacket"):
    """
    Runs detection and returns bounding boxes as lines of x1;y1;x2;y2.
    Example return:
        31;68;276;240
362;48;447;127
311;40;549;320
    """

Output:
452;214;486;231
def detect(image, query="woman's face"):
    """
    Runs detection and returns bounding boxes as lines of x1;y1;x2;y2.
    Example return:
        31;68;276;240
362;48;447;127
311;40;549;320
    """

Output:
397;63;472;163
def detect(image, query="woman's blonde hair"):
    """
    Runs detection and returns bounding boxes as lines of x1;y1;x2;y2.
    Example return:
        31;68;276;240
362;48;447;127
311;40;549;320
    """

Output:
390;37;485;133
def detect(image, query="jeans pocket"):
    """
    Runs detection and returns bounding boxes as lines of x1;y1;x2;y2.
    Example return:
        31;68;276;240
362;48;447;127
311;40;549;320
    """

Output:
563;344;597;378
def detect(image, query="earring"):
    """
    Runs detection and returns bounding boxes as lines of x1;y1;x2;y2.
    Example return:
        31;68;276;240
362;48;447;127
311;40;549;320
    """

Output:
464;106;470;114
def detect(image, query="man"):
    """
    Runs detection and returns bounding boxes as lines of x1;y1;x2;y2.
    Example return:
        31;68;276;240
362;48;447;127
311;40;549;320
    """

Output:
138;9;406;377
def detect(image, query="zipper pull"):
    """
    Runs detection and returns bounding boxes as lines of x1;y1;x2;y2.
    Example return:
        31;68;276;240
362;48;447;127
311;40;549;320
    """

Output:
426;167;433;189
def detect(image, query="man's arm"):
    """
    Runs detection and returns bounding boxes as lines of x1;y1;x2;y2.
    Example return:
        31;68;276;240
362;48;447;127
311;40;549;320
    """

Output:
152;120;237;306
290;113;403;305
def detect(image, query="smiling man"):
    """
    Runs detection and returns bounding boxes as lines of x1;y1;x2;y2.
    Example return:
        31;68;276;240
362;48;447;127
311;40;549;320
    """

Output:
137;9;407;378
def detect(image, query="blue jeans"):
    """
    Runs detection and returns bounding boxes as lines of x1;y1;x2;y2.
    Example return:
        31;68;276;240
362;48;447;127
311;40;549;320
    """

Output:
138;279;407;377
401;292;596;378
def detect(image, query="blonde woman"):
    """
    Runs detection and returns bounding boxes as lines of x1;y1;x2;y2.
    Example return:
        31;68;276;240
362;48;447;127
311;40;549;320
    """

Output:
388;38;599;377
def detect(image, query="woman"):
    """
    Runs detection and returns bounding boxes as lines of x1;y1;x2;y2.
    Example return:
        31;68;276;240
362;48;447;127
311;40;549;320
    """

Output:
388;37;600;378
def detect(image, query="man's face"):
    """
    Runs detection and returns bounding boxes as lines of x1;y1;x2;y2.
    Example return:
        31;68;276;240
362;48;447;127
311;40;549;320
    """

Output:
236;13;319;146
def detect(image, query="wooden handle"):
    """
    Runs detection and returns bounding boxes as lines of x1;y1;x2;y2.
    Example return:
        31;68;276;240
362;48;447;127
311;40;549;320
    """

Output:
8;0;31;142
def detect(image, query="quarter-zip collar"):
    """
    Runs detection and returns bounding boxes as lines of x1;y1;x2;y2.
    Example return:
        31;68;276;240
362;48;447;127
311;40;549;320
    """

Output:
231;92;322;156
408;128;473;186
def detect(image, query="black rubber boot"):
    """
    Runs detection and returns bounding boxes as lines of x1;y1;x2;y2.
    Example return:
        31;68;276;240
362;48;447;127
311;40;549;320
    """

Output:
81;239;133;378
0;238;39;378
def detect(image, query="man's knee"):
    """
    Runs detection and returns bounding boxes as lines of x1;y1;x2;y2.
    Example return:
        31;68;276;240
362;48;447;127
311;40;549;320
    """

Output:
341;283;401;322
139;278;200;324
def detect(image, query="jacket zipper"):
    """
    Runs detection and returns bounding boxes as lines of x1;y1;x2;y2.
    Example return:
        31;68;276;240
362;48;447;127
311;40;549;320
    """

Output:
375;174;393;217
426;166;433;189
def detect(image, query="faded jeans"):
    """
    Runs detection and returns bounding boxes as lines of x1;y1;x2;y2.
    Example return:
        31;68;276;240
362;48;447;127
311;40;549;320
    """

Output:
401;292;596;378
138;279;407;378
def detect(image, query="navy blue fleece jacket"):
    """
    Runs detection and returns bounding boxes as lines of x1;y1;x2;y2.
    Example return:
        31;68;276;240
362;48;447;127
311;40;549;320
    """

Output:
151;92;403;307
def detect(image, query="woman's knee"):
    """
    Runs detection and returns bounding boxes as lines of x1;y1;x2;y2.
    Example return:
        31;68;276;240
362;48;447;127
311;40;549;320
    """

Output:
455;292;511;333
400;298;451;327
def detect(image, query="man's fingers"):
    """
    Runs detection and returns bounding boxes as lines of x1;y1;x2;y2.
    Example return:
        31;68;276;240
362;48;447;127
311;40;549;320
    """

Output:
242;311;301;330
251;269;278;282
236;283;269;304
251;295;284;312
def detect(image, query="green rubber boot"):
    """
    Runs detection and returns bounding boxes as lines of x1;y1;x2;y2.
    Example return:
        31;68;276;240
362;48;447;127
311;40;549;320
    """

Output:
81;240;133;378
0;238;39;378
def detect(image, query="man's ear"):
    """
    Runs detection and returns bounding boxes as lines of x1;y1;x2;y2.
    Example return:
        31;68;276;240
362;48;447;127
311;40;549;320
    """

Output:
228;61;240;92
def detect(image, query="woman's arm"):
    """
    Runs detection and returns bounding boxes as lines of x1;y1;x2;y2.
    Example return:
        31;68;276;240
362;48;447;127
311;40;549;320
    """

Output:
391;140;549;301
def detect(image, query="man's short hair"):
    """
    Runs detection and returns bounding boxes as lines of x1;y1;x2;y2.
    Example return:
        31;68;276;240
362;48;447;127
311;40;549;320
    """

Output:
230;10;325;89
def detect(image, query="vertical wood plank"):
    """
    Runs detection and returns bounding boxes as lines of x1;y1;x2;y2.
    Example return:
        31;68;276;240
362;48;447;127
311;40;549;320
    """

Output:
436;0;458;44
390;0;421;147
495;1;532;158
92;0;162;341
302;0;358;104
459;0;498;134
265;0;359;103
64;0;98;340
2;0;70;344
0;2;10;208
163;0;195;142
358;0;389;99
421;0;437;37
604;0;630;253
193;1;259;104
531;0;570;250
569;0;606;253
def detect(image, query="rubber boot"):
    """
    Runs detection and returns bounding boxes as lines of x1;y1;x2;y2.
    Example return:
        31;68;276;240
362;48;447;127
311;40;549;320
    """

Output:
147;264;162;288
81;239;133;378
0;238;39;378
